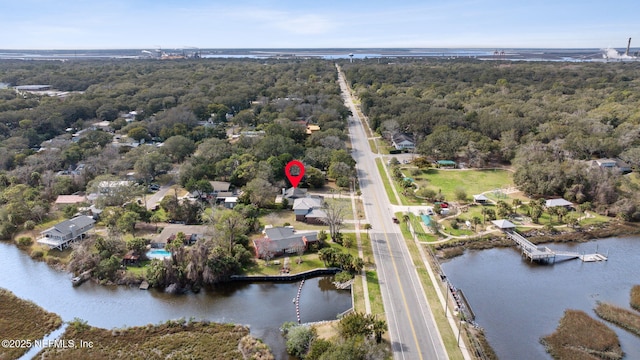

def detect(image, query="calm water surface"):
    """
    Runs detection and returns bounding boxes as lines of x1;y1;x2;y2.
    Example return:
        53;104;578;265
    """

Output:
441;237;640;360
0;242;351;359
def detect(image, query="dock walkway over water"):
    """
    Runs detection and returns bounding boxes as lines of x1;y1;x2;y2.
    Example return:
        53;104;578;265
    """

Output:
493;219;607;263
505;230;607;263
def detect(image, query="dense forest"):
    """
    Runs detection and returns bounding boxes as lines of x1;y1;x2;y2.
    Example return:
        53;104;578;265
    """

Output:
343;59;640;220
3;57;640;288
0;59;357;240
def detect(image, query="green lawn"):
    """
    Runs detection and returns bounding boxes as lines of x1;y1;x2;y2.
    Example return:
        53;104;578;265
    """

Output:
368;139;378;153
365;270;385;316
375;158;399;205
325;197;355;220
126;260;151;276
414;168;514;201
407;213;441;242
440;219;475;237
244;241;358;276
259;210;354;231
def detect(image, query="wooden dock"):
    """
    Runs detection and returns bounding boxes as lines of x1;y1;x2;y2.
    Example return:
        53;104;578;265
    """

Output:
505;230;607;263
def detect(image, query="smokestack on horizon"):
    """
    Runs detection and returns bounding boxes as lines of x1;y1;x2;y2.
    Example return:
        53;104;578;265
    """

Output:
626;38;632;56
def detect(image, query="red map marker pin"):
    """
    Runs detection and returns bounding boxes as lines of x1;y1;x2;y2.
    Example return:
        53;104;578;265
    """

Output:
285;160;305;188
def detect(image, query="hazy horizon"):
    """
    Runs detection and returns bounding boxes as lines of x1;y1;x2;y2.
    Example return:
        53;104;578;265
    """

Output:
2;1;638;50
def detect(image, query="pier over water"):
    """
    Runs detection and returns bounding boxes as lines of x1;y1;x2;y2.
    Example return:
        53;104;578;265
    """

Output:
492;220;607;263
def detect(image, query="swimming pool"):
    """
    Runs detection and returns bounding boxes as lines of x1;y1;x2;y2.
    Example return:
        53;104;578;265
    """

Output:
146;248;171;259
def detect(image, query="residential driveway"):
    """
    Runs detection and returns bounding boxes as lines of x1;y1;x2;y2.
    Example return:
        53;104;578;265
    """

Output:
145;184;173;210
385;152;416;164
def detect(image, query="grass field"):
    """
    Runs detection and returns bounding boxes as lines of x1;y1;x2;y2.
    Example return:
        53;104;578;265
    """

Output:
413;168;514;202
258;209;354;231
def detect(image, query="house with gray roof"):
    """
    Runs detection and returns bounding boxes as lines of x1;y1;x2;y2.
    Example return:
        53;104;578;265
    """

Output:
37;215;95;250
392;134;415;150
253;227;318;259
283;187;308;201
293;196;326;224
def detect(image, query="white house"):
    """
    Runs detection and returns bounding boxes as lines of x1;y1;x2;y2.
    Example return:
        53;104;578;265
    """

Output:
392;134;415;150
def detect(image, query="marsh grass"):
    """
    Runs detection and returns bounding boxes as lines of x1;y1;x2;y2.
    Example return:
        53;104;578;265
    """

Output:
631;285;640;312
541;309;622;360
37;320;273;360
0;288;62;360
595;301;640;337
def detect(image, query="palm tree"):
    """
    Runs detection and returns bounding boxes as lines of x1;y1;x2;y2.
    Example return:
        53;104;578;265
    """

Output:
512;199;522;214
472;216;482;232
370;316;387;344
547;206;558;224
481;207;489;224
530;205;543;224
557;207;568;223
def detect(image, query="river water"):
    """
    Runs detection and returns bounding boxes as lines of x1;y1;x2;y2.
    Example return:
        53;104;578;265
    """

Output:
441;236;640;359
0;242;351;359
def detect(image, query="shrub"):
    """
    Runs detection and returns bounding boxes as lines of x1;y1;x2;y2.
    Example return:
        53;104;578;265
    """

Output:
16;236;33;247
335;271;354;283
285;325;316;358
336;176;350;188
23;220;36;230
30;250;44;259
69;318;90;332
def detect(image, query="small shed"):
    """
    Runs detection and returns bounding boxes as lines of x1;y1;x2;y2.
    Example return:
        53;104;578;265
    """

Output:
122;251;140;266
437;160;457;168
473;194;489;204
492;219;516;230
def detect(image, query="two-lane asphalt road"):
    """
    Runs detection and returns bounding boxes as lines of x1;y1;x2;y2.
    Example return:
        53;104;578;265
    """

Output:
338;66;448;359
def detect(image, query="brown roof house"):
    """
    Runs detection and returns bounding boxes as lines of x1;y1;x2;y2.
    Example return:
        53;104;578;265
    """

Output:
54;195;87;210
253;227;318;259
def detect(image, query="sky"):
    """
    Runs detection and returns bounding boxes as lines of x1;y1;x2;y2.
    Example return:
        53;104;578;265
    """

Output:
1;0;639;50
